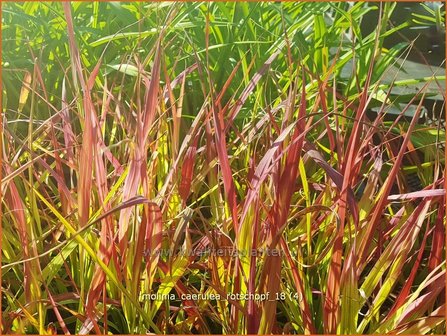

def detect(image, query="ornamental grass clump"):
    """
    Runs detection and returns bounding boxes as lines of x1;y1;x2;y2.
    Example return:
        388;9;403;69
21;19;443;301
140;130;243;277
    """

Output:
1;1;445;334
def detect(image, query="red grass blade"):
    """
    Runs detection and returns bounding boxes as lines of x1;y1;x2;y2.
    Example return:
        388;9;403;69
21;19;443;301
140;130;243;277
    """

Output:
118;40;162;253
387;189;445;201
227;49;282;128
212;103;239;232
63;3;98;228
179;134;199;203
144;202;163;289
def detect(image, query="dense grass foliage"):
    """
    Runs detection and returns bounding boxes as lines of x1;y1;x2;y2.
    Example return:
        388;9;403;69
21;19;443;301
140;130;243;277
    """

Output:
2;2;446;334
